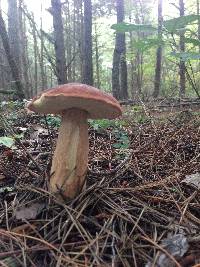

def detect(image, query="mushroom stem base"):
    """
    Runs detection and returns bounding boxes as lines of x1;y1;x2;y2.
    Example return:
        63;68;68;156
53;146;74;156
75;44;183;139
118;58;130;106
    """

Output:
50;109;88;199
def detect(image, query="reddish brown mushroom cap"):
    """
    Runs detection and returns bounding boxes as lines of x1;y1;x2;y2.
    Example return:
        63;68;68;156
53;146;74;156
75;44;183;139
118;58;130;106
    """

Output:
28;83;122;119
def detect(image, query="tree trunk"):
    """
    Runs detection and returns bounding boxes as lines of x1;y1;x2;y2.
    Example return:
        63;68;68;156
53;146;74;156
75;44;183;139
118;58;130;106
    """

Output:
71;0;83;82
65;0;72;82
120;53;128;100
197;0;200;48
72;0;77;81
94;22;101;88
112;0;128;100
80;0;84;81
135;9;143;98
8;0;22;77
112;48;121;99
153;0;163;98
197;0;200;71
83;0;93;85
119;0;128;100
129;31;135;99
18;0;31;98
0;13;24;99
40;3;47;89
51;0;67;84
136;52;142;95
129;15;138;100
32;16;38;96
179;0;186;98
0;2;7;92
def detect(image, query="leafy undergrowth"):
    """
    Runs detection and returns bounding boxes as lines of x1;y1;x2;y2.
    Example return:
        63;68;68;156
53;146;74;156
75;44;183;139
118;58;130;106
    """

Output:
0;103;199;266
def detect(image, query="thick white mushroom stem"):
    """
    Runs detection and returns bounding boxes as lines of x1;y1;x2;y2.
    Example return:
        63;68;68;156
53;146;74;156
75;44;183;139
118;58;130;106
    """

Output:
50;108;89;199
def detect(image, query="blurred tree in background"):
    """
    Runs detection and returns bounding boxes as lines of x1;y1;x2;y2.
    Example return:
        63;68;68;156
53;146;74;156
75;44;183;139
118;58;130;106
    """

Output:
0;0;199;100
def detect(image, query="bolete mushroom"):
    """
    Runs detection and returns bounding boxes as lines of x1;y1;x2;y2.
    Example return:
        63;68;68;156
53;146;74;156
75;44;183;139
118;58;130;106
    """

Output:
28;83;122;199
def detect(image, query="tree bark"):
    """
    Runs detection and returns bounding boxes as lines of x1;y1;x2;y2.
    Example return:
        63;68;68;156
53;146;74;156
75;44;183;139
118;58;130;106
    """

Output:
112;48;120;99
8;0;22;77
40;3;47;89
119;0;128;100
94;22;101;88
197;0;200;49
153;0;163;98
135;6;144;98
72;0;77;81
65;1;72;82
179;0;186;98
112;0;128;100
18;0;31;98
83;0;93;85
51;0;67;84
32;16;38;96
0;12;24;99
0;2;7;92
120;53;128;100
197;0;200;73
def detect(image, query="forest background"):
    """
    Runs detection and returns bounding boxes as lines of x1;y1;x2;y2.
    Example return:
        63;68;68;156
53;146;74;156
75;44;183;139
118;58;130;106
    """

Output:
0;0;199;102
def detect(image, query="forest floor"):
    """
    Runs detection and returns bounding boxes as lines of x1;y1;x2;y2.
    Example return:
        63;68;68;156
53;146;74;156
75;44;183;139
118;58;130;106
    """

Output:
0;101;199;267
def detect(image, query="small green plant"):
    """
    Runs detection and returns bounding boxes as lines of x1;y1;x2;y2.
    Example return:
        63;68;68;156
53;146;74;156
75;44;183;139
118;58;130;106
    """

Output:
41;115;61;128
0;100;25;111
136;114;150;124
132;105;143;112
89;119;130;150
0;133;23;149
0;136;15;148
112;130;130;149
89;119;125;131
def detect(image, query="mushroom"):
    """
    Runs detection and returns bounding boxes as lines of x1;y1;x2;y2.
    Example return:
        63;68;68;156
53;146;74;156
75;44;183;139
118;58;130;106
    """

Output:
28;83;122;199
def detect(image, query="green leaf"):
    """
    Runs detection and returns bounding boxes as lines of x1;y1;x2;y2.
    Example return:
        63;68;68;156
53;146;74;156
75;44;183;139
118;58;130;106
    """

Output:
170;51;200;61
14;133;24;139
112;142;129;149
112;130;130;150
112;143;123;149
0;137;15;148
184;38;200;46
163;15;200;33
133;37;164;51
111;22;157;33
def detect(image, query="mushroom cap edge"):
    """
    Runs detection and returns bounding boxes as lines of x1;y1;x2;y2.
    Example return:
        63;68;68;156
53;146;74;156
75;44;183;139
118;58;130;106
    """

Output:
28;83;122;119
